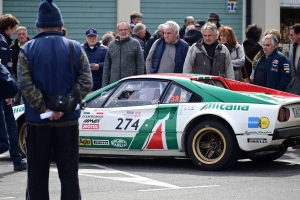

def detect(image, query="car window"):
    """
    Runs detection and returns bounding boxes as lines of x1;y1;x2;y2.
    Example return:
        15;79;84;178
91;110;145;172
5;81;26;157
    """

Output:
104;80;169;107
163;84;192;104
86;87;115;108
197;80;226;88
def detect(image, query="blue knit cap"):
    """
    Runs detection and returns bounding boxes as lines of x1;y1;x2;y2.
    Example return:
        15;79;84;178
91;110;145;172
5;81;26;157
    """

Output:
36;0;64;28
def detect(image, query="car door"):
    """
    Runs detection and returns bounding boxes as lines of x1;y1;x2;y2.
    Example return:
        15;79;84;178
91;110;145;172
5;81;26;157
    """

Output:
143;83;194;151
89;79;169;151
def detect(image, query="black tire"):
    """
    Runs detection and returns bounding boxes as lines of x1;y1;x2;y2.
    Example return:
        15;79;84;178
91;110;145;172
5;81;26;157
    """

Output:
17;117;27;158
249;147;288;162
187;121;239;170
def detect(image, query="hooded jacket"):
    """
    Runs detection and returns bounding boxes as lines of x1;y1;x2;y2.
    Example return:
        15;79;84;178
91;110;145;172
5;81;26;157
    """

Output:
183;39;234;79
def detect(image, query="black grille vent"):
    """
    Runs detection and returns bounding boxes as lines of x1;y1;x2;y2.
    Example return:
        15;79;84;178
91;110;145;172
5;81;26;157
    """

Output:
189;94;202;102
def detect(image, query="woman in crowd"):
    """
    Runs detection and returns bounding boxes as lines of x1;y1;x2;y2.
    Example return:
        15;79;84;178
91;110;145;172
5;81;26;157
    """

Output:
218;26;245;81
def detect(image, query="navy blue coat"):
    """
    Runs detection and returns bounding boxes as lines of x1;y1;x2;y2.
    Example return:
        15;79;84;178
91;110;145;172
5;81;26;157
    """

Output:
82;42;107;91
254;49;292;91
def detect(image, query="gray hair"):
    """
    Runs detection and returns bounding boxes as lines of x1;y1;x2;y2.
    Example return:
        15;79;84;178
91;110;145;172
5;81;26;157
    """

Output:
16;26;27;33
201;22;218;35
133;23;146;34
116;21;130;30
163;20;180;35
158;24;164;31
185;16;194;22
102;33;115;46
185;25;195;34
262;34;279;46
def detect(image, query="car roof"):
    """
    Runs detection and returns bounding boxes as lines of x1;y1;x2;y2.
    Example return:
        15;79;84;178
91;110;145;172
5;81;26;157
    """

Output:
124;73;215;81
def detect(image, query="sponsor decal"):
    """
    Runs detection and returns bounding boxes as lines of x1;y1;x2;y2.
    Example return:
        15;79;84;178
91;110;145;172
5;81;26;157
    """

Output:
79;138;91;146
245;131;272;134
83;119;100;123
96;112;104;115
81;115;103;118
247;138;267;143
272;60;279;65
179;105;195;115
93;140;109;145
83;112;90;114
123;111;141;118
200;103;249;111
82;124;99;129
284;67;289;71
248;117;270;129
292;107;300;118
13;106;25;113
111;139;127;147
1;47;7;50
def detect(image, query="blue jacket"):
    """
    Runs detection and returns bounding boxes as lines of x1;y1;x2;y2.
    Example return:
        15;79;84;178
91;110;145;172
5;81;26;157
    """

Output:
82;42;107;90
254;49;292;91
150;38;189;73
0;31;13;74
21;31;82;123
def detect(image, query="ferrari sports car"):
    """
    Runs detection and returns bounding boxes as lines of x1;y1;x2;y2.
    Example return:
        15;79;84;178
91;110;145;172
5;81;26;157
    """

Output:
14;74;300;170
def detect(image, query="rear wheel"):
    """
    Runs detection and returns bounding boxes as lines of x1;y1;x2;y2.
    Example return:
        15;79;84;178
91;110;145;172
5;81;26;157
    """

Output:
187;121;239;170
17;117;26;158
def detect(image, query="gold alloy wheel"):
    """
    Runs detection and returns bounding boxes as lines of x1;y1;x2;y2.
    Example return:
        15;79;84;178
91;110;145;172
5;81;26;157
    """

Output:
18;122;26;156
192;127;226;165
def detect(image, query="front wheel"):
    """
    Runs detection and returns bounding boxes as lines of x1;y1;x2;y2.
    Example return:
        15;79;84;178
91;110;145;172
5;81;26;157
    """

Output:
17;118;26;158
187;121;239;170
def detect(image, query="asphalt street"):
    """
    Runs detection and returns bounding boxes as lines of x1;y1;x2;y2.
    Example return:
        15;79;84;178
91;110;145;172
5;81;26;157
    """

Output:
1;148;300;200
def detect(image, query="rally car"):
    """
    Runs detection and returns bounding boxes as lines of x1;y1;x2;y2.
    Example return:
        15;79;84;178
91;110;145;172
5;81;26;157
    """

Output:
14;74;300;170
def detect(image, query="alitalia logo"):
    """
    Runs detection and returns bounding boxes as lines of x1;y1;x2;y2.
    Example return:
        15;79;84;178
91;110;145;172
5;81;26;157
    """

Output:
200;103;249;111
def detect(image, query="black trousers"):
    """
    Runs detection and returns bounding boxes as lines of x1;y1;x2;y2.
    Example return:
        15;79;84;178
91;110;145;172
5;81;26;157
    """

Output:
26;124;81;200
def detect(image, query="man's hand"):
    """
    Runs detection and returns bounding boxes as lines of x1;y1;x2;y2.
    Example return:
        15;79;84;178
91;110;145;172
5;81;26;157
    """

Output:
5;98;13;105
46;109;64;121
91;64;99;70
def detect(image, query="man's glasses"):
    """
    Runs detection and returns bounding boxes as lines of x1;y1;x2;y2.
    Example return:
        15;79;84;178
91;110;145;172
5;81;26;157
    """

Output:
118;29;129;32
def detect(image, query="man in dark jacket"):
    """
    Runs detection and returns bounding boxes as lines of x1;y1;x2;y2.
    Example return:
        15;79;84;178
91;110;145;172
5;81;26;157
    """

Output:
0;63;18;159
0;14;27;171
145;24;164;58
17;0;92;199
184;20;205;46
82;28;107;91
179;16;194;39
207;13;223;29
254;34;291;91
11;26;30;106
131;23;146;58
146;21;189;74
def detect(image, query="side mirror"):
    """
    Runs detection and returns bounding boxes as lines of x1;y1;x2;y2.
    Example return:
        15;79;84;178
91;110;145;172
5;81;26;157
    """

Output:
80;100;86;110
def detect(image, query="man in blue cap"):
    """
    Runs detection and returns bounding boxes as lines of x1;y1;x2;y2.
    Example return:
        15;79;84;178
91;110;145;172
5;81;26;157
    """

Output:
17;0;92;199
82;28;107;91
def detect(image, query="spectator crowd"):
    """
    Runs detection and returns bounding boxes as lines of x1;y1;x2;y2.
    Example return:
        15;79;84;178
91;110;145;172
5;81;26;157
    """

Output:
1;0;300;199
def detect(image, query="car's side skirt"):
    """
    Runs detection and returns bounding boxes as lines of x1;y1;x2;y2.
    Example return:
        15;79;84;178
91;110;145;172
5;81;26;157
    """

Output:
79;149;186;157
